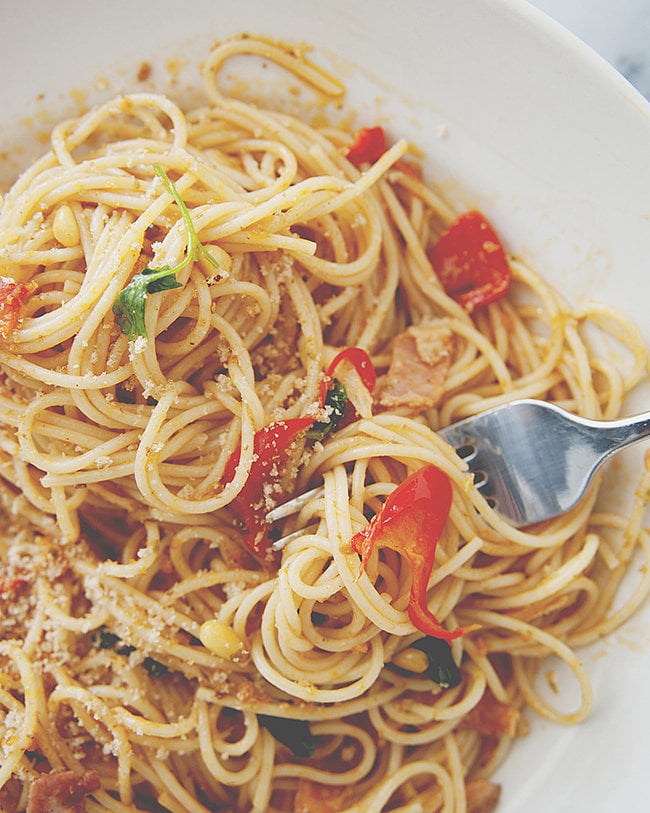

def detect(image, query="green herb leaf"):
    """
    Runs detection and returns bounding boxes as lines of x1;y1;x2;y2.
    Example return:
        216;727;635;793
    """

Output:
92;626;121;650
410;637;461;689
91;626;137;657
258;714;316;758
91;628;168;676
306;379;347;440
112;165;219;341
143;266;184;293
154;165;220;273
112;264;182;341
143;657;168;677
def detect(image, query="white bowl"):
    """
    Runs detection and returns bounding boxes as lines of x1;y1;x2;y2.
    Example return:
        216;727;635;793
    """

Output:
2;2;649;811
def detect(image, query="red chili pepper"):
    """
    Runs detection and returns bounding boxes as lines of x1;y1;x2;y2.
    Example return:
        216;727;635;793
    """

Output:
346;126;386;167
428;210;510;314
326;347;376;392
350;464;474;640
318;346;376;405
392;159;420;179
0;576;28;596
0;277;36;339
223;417;313;560
225;348;376;560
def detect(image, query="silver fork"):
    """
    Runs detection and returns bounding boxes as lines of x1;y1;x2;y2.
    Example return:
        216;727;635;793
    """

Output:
267;399;650;541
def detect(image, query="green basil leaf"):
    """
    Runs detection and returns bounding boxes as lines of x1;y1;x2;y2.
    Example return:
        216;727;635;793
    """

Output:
411;637;461;689
91;626;136;657
113;265;181;340
113;275;149;341
92;626;121;650
258;714;316;757
145;272;183;294
307;379;347;440
143;657;168;677
113;165;218;340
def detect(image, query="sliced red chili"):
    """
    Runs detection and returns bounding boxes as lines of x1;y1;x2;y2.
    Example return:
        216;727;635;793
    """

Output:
223;417;313;560
351;464;475;640
0;576;28;596
318;346;376;407
0;277;36;339
326;347;376;393
346;126;386;167
428;210;510;314
225;348;376;560
392;159;420;179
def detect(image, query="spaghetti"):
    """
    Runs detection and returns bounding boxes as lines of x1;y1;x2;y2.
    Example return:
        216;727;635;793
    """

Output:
0;34;648;813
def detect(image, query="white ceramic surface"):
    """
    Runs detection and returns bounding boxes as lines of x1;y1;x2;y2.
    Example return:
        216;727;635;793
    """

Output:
1;2;649;810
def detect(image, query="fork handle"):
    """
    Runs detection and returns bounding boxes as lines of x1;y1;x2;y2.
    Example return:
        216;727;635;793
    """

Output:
584;410;650;460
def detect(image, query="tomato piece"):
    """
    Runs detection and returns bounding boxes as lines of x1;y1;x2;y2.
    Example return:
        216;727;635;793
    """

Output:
392;159;420;178
223;417;313;559
351;465;475;640
429;211;510;313
346;126;386;167
326;346;376;393
0;277;36;339
318;346;376;406
0;576;28;596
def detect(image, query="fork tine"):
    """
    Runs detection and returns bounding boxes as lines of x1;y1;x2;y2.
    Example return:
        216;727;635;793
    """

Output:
271;523;319;551
265;483;326;523
262;400;649;537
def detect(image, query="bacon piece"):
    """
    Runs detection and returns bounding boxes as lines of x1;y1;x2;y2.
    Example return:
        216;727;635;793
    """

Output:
465;779;501;813
293;779;352;813
0;277;36;339
26;770;100;813
376;323;454;412
463;690;520;738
